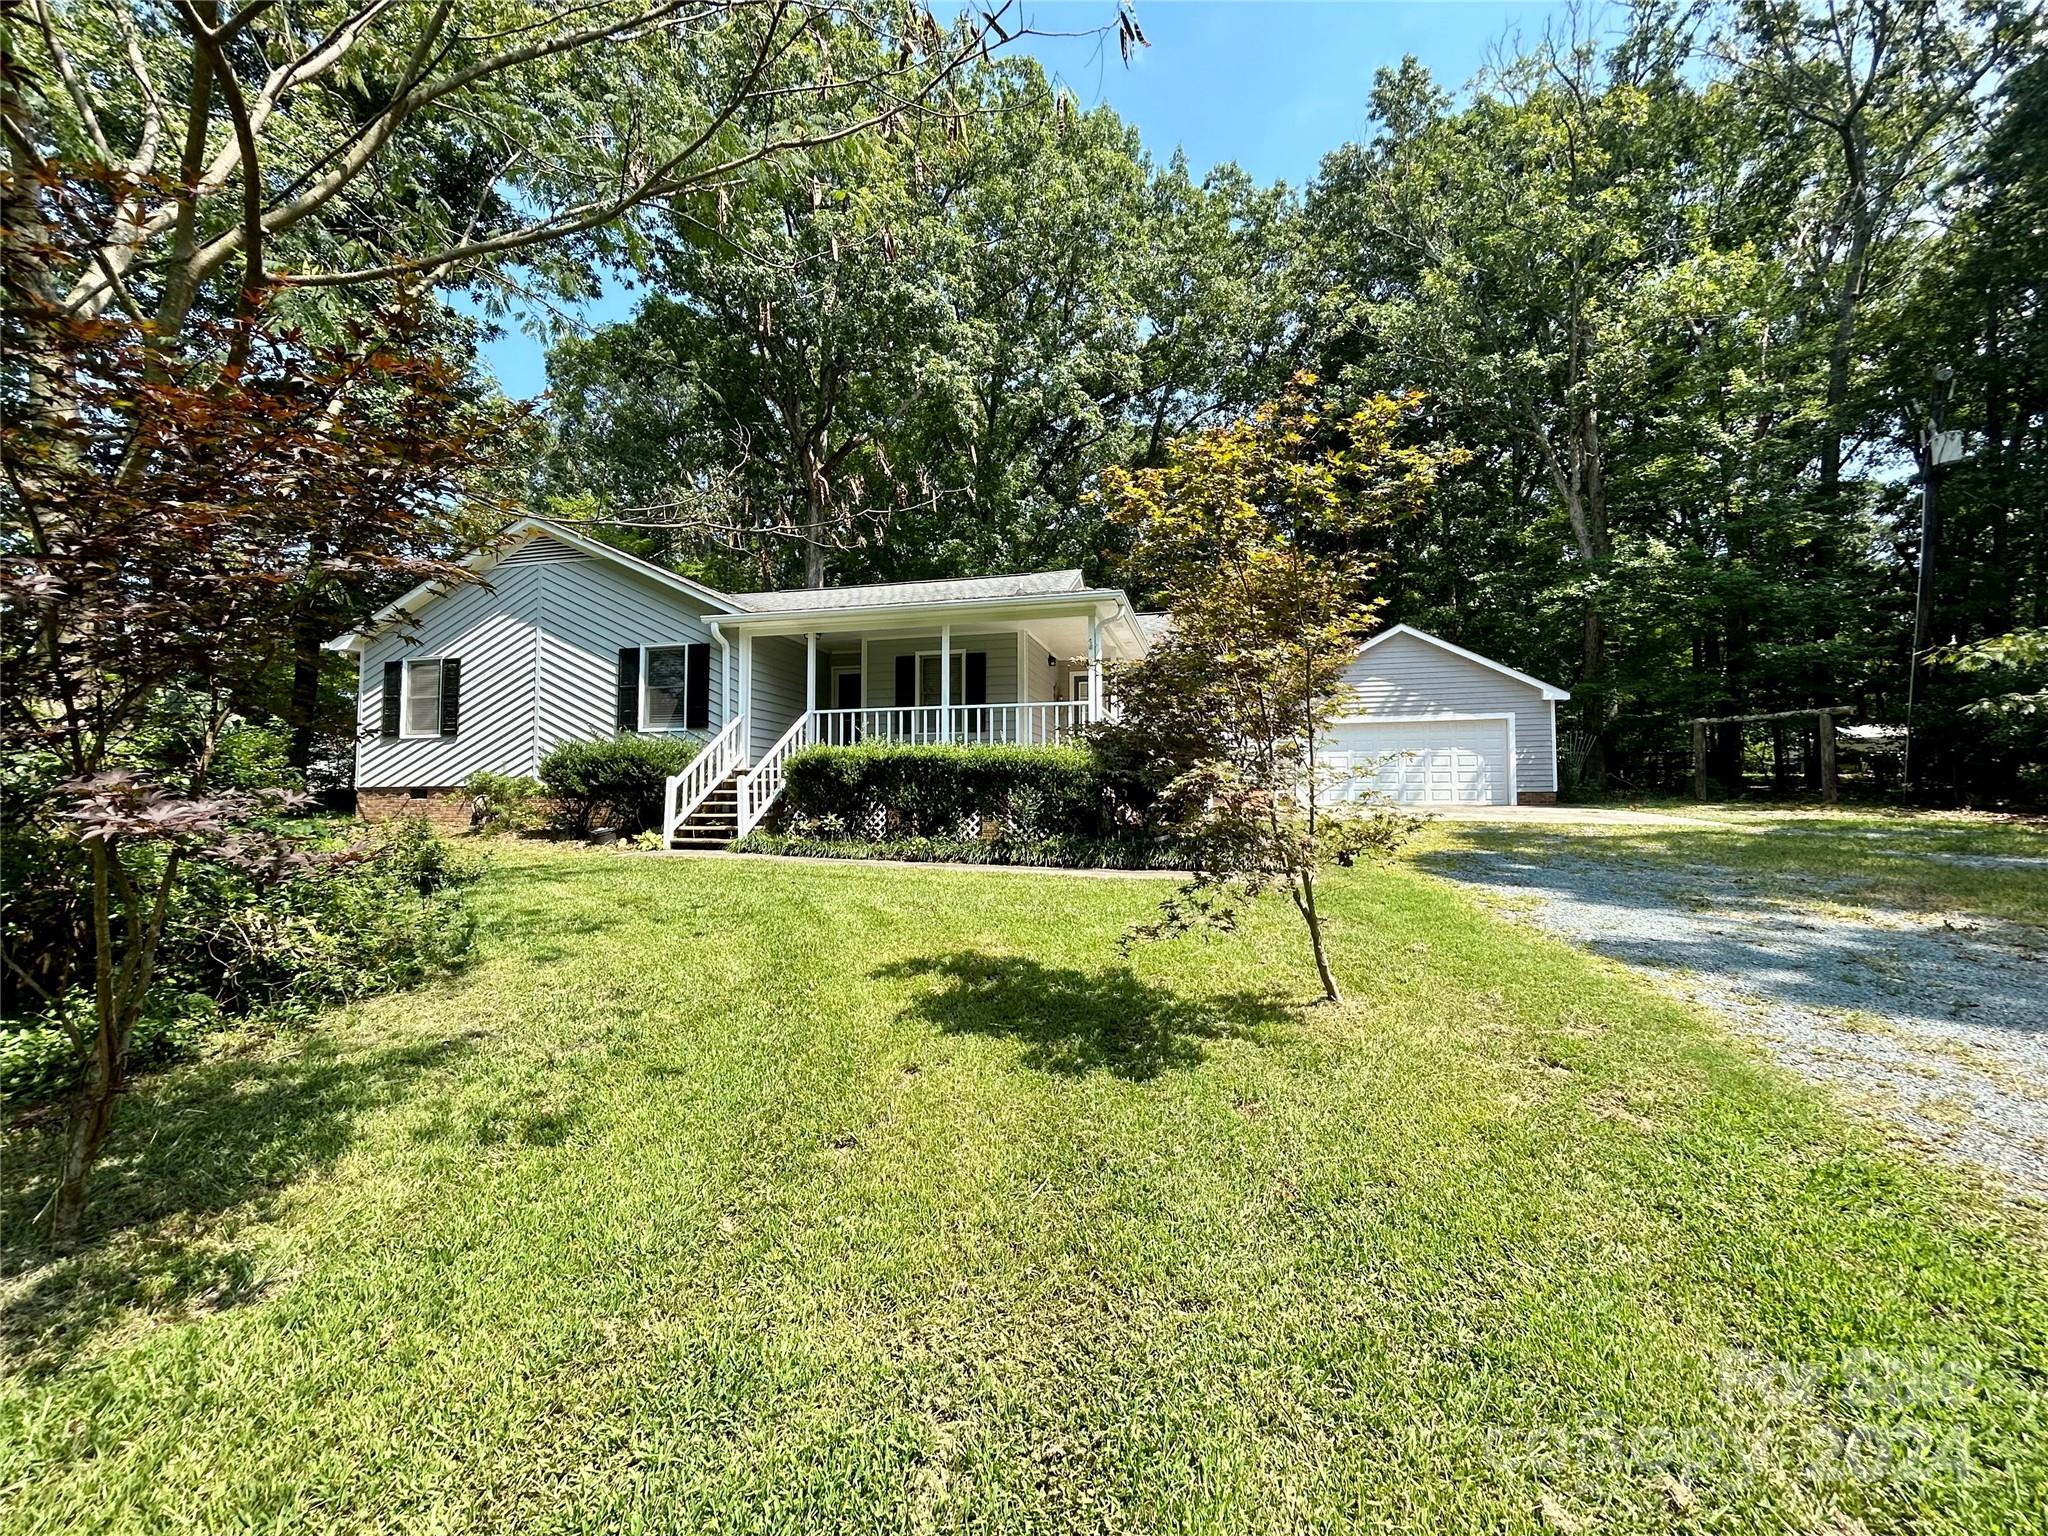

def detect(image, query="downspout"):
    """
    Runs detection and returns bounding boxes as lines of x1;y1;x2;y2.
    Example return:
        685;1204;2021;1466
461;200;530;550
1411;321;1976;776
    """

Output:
709;620;733;735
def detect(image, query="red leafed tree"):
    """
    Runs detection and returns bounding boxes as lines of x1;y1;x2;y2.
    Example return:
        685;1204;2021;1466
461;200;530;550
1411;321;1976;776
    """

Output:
1;169;518;1239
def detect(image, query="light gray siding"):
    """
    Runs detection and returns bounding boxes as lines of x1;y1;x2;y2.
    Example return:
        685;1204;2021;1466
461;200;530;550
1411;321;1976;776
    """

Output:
1020;631;1061;704
354;553;725;789
864;633;1022;706
1338;631;1558;793
746;635;807;759
533;555;723;760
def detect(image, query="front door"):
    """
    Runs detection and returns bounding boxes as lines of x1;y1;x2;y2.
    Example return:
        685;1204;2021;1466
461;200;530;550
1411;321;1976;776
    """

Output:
834;670;861;710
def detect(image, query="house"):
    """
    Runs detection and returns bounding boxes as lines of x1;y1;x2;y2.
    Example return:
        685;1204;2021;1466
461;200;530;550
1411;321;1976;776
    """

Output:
326;518;1150;844
326;518;1567;843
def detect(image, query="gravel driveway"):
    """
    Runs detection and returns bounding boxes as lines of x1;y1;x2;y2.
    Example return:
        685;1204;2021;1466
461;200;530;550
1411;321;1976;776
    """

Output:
1423;839;2048;1199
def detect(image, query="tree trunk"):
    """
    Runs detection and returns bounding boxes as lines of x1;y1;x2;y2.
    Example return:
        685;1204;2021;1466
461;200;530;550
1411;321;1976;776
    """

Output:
1294;872;1340;1005
51;1050;122;1243
284;611;327;772
1817;206;1875;500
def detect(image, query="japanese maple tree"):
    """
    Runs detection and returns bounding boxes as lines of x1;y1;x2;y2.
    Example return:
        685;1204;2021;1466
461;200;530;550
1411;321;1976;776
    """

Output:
1092;377;1458;1003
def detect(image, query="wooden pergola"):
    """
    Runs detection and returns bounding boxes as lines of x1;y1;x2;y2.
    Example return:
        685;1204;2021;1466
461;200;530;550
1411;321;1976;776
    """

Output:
1690;706;1856;803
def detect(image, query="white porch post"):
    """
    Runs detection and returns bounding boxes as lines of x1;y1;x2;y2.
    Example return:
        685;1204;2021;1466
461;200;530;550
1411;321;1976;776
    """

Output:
738;634;753;763
939;623;952;742
805;631;818;717
1086;612;1103;723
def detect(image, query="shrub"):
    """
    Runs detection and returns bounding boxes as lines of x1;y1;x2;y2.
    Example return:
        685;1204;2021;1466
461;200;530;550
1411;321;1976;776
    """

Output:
168;817;481;1017
464;770;545;833
2;996;208;1104
538;736;700;835
780;744;1127;841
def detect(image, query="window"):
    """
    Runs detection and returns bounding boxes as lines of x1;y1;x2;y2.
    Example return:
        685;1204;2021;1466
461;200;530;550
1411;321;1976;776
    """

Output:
1070;672;1092;705
915;652;967;706
643;646;690;730
403;659;444;737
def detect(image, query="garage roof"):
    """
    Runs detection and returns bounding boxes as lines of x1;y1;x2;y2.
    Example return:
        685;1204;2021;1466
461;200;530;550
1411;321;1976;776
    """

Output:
1360;624;1571;701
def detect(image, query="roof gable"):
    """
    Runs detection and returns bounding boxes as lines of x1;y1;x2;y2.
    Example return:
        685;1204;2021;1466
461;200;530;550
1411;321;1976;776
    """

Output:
325;517;741;653
1357;624;1570;700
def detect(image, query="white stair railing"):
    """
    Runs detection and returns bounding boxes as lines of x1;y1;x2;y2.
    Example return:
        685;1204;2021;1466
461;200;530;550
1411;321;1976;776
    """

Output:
736;712;815;836
663;716;746;847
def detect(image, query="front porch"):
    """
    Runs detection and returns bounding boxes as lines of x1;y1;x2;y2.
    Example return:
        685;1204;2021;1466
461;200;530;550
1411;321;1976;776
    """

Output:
665;593;1148;846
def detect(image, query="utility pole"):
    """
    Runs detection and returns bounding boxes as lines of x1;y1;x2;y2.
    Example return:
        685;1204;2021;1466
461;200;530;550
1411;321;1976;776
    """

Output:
1904;365;1958;794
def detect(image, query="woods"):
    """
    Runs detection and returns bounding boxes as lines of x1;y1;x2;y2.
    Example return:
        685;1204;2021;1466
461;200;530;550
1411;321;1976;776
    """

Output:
14;1;2037;800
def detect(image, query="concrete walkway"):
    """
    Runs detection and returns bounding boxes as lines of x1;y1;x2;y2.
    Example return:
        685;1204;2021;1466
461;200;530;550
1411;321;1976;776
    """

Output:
645;848;1191;879
1432;804;1732;828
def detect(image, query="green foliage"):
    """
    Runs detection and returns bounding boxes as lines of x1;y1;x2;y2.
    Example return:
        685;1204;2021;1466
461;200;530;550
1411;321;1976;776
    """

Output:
779;744;1125;842
1;999;204;1106
1292;4;2038;800
542;56;1288;588
2;819;480;1105
464;771;547;834
1938;628;2048;718
538;736;700;836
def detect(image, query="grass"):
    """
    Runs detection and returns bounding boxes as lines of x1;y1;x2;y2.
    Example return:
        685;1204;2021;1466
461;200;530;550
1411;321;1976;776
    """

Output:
4;843;2046;1534
1425;805;2048;929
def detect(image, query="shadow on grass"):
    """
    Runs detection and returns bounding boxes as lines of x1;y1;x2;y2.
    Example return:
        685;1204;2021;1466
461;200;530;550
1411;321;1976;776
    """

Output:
1;1030;476;1378
875;952;1295;1080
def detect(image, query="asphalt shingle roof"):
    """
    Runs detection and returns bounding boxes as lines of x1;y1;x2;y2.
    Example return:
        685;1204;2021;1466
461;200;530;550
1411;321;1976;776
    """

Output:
727;569;1089;612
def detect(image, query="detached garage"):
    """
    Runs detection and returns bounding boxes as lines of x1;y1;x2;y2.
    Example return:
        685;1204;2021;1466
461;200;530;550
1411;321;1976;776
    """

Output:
1324;625;1570;807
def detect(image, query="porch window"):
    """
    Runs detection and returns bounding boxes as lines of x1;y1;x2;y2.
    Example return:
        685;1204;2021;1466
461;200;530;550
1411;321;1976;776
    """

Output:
915;652;967;707
643;646;691;730
403;659;444;738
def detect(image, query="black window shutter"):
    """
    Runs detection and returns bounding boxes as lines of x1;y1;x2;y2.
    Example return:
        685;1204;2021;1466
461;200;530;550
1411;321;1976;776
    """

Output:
614;648;639;732
684;642;711;729
381;660;402;739
439;658;462;737
894;654;915;707
965;651;987;706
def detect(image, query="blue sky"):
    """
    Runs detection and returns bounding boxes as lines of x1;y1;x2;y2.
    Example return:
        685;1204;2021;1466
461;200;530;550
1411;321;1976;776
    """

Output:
477;1;1574;396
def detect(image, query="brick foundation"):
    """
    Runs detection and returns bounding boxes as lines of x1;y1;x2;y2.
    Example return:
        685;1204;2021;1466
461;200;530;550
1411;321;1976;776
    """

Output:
1517;790;1559;807
356;787;473;831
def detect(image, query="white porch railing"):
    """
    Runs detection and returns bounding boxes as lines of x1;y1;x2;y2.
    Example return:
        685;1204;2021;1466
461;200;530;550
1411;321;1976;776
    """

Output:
737;713;811;836
662;716;745;846
810;701;1092;748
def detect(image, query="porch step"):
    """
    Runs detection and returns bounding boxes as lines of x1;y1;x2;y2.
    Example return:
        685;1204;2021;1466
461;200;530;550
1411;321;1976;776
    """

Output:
665;769;743;849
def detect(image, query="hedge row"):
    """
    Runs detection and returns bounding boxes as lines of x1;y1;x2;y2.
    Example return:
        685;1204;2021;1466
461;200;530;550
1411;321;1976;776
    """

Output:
779;743;1124;841
732;832;1189;870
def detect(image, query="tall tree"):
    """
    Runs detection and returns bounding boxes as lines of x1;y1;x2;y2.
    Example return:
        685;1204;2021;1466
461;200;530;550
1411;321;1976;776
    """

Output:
12;0;1035;344
1720;0;2024;498
541;58;1289;587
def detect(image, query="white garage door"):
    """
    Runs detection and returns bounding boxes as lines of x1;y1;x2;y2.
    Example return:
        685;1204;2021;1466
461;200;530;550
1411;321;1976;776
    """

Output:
1323;717;1511;806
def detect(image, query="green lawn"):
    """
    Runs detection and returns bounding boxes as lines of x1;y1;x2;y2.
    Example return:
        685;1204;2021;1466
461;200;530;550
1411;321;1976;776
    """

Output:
1425;806;2048;929
4;845;2045;1533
